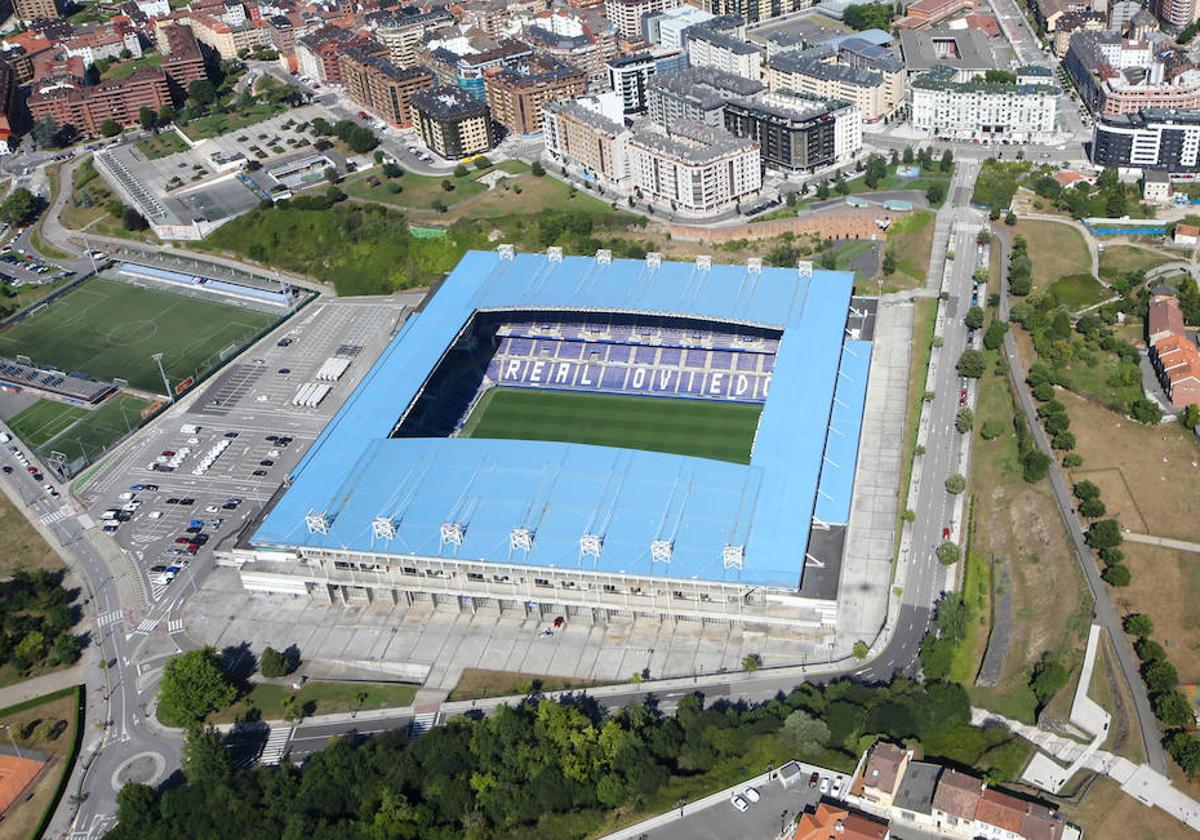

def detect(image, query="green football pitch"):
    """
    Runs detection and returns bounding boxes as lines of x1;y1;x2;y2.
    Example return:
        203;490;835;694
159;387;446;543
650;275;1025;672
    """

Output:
461;388;761;463
0;277;278;394
41;394;154;461
8;400;87;448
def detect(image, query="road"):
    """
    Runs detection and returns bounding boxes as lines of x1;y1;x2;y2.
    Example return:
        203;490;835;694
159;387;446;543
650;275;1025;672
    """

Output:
992;228;1168;774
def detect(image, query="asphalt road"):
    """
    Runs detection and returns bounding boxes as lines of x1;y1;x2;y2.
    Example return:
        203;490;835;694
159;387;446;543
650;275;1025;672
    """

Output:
992;229;1169;774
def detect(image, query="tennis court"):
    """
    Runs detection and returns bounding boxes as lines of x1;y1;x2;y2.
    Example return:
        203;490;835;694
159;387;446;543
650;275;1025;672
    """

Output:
41;394;155;462
461;388;762;464
8;400;87;448
0;277;278;394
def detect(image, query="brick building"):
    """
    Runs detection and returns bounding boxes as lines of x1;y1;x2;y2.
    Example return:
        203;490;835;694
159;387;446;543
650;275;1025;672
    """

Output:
339;45;435;128
29;66;171;136
410;85;497;159
484;55;588;135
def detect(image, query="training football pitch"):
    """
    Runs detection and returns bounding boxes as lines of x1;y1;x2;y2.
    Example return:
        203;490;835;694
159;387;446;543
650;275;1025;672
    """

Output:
8;400;88;448
41;394;154;461
461;388;761;463
0;277;278;394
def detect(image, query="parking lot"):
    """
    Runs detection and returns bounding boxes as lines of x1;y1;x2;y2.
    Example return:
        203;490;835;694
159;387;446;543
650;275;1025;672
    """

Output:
77;295;414;607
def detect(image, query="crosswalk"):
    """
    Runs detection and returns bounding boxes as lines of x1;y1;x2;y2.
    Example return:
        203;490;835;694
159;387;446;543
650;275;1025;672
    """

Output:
134;618;158;633
168;618;184;634
40;505;74;525
67;814;114;840
259;726;292;766
407;712;437;740
97;610;123;628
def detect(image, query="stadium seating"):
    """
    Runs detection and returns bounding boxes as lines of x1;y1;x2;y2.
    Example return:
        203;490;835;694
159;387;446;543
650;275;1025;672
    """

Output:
483;319;777;404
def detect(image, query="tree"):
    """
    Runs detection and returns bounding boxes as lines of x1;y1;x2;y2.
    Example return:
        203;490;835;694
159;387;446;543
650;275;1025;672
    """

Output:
983;320;1008;351
182;726;232;785
324;166;339;184
1154;692;1194;729
453;164;470;178
741;653;762;672
1022;450;1051;483
157;647;237;727
1099;547;1123;567
926;181;946;206
1168;732;1200;776
441;179;455;192
1051;431;1076;451
531;160;545;176
1063;452;1084;468
260;646;290;678
964;306;984;331
1073;480;1101;501
1123;613;1154;638
115;783;158;834
782;709;831;752
955;407;974;433
139;106;156;131
1136;637;1166;664
981;419;1006;440
474;155;491;170
852;641;869;659
1078;497;1105;518
187;79;217;108
1031;654;1068;712
882;250;897;275
1183;404;1200;431
0;188;40;227
1145;660;1179;694
816;181;830;200
48;632;80;666
935;541;960;565
1129;398;1163;425
1085;519;1123;550
1005;210;1017;226
940;148;953;172
956;349;986;378
100;119;123;138
12;631;44;670
919;632;954;681
1102;564;1131;586
944;474;966;494
32;116;62;149
834;173;849;196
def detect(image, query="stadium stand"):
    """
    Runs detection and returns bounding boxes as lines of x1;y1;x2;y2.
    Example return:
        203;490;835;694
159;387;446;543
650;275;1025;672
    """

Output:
115;262;292;308
0;357;115;404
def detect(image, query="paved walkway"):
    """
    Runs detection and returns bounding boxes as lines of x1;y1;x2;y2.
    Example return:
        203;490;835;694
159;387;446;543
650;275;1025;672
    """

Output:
0;665;83;710
1123;532;1200;554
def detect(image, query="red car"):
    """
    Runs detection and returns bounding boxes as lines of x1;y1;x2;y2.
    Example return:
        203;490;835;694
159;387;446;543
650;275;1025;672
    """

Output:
174;537;190;544
161;450;175;457
959;387;968;405
185;544;200;554
25;466;36;474
942;527;951;540
553;615;565;629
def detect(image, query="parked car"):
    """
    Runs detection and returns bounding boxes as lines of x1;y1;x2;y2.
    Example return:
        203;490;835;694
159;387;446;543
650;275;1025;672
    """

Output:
730;795;749;813
743;787;760;803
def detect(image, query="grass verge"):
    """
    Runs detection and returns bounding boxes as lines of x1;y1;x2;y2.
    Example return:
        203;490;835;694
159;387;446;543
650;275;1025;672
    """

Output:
895;298;938;562
448;669;609;702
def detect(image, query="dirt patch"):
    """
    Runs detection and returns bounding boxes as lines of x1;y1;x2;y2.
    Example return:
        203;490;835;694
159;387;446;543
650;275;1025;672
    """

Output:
1111;543;1200;682
1064;397;1200;543
0;492;64;576
1090;631;1144;763
447;669;609;702
1061;776;1194;840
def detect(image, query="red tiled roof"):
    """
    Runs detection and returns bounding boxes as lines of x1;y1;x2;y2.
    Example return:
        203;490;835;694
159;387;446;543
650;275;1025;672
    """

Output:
932;768;983;820
975;788;1027;833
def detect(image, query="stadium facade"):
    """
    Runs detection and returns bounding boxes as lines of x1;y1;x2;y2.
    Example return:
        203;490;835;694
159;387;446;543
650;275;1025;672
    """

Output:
227;248;874;628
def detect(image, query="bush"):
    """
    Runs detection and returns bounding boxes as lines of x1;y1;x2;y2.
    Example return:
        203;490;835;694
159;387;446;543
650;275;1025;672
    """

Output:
474;156;491;170
260;646;290;678
980;419;1005;440
955;408;974;433
1062;453;1083;468
531;160;545;176
1102;564;1131;586
965;306;984;330
1022;450;1051;483
1129;398;1163;425
852;641;869;659
1031;654;1068;712
1123;613;1154;638
983;320;1008;351
957;349;986;378
1085;519;1123;550
936;542;960;565
945;474;967;494
453;164;470;178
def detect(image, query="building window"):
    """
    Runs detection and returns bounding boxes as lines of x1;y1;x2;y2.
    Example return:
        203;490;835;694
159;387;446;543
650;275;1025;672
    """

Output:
603;584;617;592
493;575;510;583
534;578;551;587
467;572;484;582
402;567;417;575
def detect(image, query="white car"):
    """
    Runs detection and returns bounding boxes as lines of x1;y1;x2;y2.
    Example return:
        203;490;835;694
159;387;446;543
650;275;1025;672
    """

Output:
743;787;760;803
819;776;831;795
730;795;749;813
205;504;220;513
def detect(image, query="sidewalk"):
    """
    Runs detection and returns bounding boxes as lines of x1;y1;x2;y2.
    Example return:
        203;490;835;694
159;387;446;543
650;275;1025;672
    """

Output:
0;666;83;710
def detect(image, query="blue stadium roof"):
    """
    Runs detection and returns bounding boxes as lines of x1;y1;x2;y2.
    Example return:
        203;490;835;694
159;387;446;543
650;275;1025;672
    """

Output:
254;250;867;589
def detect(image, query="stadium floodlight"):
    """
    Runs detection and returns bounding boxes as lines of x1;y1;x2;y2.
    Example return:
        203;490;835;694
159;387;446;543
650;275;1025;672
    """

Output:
372;516;396;541
645;252;662;270
746;257;762;275
151;353;174;403
305;511;330;534
440;521;465;547
722;544;744;570
547;246;563;263
579;533;603;559
650;539;673;564
595;249;612;265
510;527;535;553
498;243;515;261
695;255;712;271
796;260;813;278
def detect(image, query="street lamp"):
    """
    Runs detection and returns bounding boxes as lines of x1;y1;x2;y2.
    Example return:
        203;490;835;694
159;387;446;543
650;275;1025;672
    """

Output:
0;723;23;759
151;352;173;403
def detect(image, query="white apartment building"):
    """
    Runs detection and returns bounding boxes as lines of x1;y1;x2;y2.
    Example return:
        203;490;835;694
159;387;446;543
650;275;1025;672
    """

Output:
604;0;680;40
645;5;714;49
686;26;761;81
543;93;630;185
910;67;1060;143
625;119;761;214
767;47;906;122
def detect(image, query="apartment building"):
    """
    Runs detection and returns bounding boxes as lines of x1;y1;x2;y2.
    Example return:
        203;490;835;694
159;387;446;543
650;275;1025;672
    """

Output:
698;0;810;25
1152;0;1199;30
603;0;680;40
723;91;862;171
484;54;588;135
0;61;15;154
625;119;761;213
768;40;906;122
13;0;59;23
1065;31;1200;115
1147;295;1200;408
62;25;142;66
418;33;532;100
897;27;997;80
542;92;629;184
895;0;978;28
647;65;764;128
686;25;762;81
410;85;497;158
910;65;1060;143
607;52;656;113
1051;10;1107;56
1093;107;1200;172
187;12;268;60
372;7;455;69
339;46;435;128
159;23;209;100
29;67;171;136
643;4;714;48
520;11;619;86
297;25;360;84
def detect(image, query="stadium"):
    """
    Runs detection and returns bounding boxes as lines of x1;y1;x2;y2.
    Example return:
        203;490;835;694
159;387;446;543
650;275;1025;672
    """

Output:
231;247;876;628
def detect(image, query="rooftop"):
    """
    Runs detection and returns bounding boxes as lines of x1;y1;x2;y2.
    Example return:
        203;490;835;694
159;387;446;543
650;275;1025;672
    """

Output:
898;26;998;71
410;85;490;120
894;760;941;815
253;251;864;589
628;119;757;163
912;64;1059;93
863;742;907;794
932;768;984;820
649;64;764;110
770;50;885;86
688;24;760;55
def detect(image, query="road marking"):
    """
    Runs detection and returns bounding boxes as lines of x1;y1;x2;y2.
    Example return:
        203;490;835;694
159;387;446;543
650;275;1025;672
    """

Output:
134;618;157;633
97;610;122;628
168;618;184;633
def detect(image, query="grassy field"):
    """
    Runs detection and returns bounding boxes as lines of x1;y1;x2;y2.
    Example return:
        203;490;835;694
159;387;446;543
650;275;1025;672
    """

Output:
1010;220;1092;291
0;688;81;840
1045;274;1110;310
180;102;287;141
202;681;418;726
967;344;1093;723
950;546;993;685
448;669;608;702
896;298;937;558
846;162;952;198
1099;244;1178;279
136;132;189;160
0;277;277;393
882;211;935;291
0;484;64;575
462;388;762;464
8;400;87;448
1063;776;1194;840
41;393;155;462
100;52;162;81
